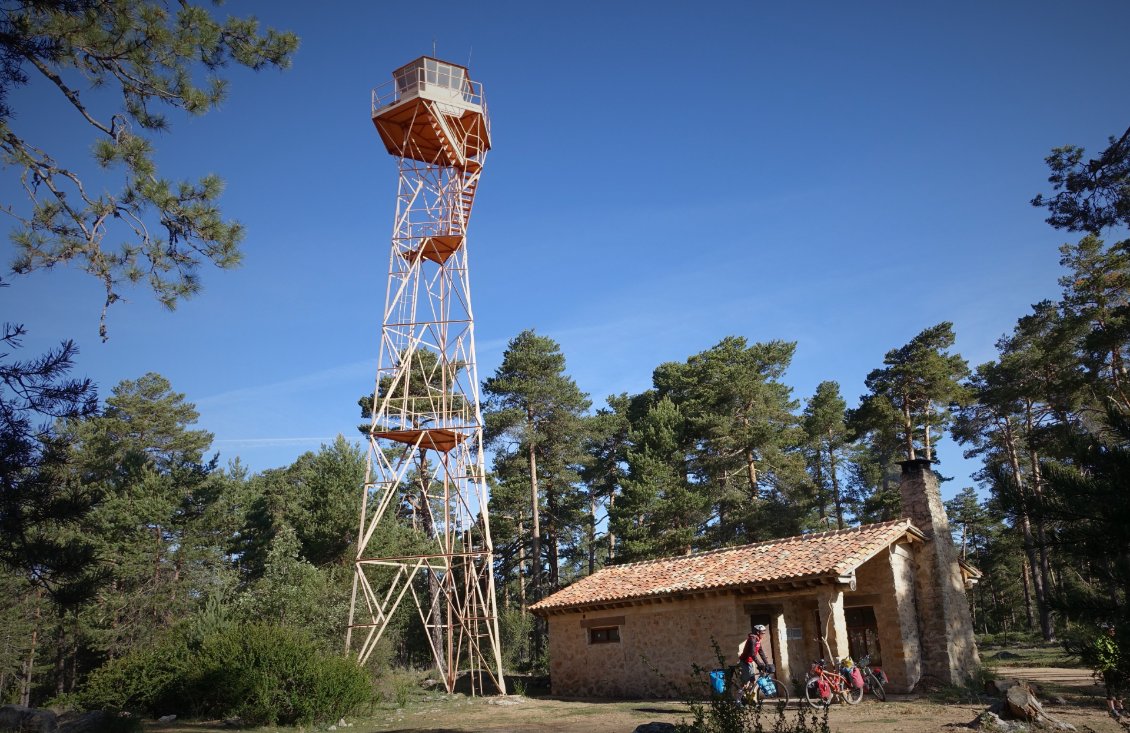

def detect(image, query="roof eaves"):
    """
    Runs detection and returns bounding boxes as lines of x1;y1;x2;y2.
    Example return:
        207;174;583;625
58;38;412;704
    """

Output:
530;570;845;616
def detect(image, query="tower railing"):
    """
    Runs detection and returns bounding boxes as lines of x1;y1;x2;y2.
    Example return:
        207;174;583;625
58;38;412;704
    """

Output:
371;71;487;114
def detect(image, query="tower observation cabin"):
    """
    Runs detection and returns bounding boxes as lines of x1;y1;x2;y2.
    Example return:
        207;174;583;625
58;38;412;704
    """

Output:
372;57;490;171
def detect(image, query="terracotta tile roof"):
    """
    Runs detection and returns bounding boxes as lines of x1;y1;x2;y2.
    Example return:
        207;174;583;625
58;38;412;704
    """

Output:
530;519;924;613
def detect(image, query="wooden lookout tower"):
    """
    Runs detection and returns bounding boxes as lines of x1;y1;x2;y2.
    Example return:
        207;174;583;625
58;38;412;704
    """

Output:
346;57;505;695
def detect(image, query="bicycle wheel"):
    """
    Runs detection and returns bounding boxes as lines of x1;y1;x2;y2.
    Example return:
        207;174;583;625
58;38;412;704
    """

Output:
841;675;864;705
754;677;790;712
866;670;886;701
804;677;831;709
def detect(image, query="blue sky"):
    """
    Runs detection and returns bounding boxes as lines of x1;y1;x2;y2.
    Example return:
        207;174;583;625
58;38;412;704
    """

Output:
4;1;1129;502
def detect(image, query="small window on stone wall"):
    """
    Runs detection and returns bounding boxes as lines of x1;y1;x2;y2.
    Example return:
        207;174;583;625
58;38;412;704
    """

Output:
589;626;620;644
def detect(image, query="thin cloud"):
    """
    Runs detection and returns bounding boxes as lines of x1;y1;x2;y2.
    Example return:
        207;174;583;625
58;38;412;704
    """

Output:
195;359;374;407
213;436;341;447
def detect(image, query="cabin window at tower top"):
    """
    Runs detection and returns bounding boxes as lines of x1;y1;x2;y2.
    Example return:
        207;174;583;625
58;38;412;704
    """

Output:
423;59;465;92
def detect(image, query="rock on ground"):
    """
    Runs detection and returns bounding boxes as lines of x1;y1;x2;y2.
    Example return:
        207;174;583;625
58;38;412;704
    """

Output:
632;724;677;733
973;710;1028;732
0;705;58;733
56;711;109;733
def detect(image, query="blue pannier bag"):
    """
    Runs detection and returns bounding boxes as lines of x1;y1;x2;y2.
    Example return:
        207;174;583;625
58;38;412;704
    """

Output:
710;669;726;695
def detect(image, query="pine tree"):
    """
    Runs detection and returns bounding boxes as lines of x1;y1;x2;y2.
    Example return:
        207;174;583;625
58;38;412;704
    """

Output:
1057;235;1130;411
0;320;100;606
653;337;805;545
0;1;298;338
580;393;632;569
482;330;590;660
611;396;707;561
74;373;220;658
1012;403;1130;628
1032;124;1130;234
802;381;852;529
944;488;1025;633
859;322;971;462
846;395;905;523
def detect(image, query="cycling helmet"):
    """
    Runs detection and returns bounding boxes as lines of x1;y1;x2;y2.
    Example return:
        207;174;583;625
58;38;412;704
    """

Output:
753;624;767;634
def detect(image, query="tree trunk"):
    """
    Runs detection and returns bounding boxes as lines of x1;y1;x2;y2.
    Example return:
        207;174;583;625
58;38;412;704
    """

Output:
924;405;933;461
812;447;827;521
525;415;545;661
988;578;1004;632
745;448;759;499
20;588;42;707
54;610;66;698
587;493;597;576
1001;416;1051;639
516;514;527;614
546;484;559;589
901;394;916;460
1021;556;1034;630
1105;331;1130;412
527;437;541;601
827;437;844;530
969;583;978;630
416;451;446;677
67;613;79;694
1024;403;1055;641
607;492;616;561
153;524;162;588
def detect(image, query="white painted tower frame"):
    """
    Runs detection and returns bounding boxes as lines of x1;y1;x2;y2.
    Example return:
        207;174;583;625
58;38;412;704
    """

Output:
346;57;505;696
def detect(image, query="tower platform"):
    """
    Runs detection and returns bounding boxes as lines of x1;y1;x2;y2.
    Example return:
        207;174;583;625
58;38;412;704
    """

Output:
372;57;490;169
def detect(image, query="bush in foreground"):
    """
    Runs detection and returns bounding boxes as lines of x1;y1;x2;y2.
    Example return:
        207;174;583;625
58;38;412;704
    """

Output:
81;622;371;726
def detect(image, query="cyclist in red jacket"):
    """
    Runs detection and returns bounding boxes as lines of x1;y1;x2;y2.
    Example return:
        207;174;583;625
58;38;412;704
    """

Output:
739;624;773;688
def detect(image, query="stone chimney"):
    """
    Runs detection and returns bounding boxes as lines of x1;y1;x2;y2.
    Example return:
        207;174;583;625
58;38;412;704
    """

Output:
898;458;980;684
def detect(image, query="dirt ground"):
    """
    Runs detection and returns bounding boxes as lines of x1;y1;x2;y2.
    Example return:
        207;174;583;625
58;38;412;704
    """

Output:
352;665;1124;733
152;666;1125;733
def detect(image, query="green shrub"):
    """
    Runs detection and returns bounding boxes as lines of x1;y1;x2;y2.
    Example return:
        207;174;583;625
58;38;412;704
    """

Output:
498;605;533;672
79;643;195;714
80;622;372;726
194;623;373;725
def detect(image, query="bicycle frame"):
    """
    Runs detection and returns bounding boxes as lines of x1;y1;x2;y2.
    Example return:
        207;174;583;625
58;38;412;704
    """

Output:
857;654;887;701
805;659;863;706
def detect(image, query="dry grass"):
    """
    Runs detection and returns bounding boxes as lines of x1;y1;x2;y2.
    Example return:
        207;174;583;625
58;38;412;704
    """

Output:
139;661;1121;733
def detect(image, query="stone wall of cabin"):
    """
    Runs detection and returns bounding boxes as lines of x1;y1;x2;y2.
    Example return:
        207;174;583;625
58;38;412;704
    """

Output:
545;595;750;698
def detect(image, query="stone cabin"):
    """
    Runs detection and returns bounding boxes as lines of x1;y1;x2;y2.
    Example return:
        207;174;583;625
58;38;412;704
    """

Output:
529;459;981;698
